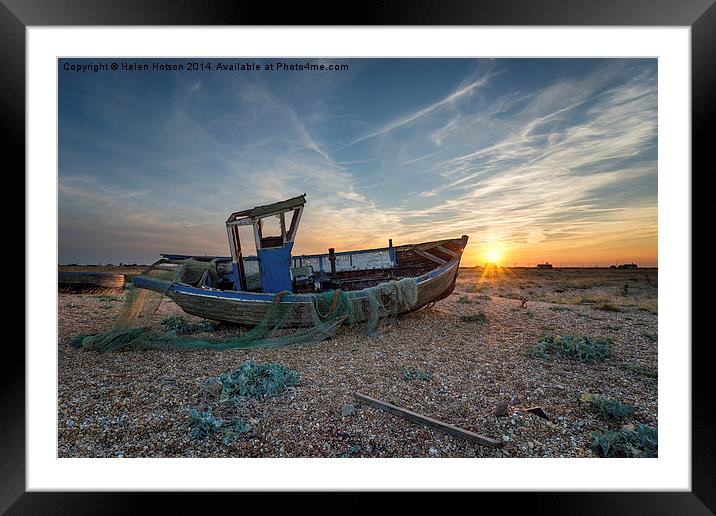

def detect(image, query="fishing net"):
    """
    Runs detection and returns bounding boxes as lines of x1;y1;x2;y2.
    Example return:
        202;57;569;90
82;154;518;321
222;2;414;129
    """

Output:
113;258;223;329
72;258;418;352
176;259;220;286
113;260;178;329
355;278;418;336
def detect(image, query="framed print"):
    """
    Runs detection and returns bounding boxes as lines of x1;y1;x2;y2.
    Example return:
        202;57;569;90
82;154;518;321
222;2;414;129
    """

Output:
5;0;712;511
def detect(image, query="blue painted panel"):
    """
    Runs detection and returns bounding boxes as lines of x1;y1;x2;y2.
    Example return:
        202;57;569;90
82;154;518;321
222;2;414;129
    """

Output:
231;262;240;290
257;242;294;293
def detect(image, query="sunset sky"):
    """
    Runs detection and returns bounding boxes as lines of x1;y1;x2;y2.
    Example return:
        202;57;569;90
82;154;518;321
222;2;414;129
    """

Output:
59;58;657;267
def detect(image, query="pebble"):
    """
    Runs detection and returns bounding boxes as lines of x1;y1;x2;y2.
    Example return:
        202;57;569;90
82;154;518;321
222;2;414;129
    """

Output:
57;268;658;459
493;402;509;417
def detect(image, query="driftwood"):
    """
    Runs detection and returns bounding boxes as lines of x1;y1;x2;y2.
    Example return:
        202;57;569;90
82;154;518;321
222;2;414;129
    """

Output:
354;392;501;447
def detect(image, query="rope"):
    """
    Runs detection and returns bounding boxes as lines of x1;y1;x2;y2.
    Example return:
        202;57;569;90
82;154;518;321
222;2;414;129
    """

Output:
315;289;343;319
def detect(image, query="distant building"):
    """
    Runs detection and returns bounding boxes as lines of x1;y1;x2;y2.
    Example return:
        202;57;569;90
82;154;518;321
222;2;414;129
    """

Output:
617;263;638;269
536;262;553;269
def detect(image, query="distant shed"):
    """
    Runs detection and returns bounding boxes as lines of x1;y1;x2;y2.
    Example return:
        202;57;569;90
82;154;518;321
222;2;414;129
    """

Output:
536;262;553;269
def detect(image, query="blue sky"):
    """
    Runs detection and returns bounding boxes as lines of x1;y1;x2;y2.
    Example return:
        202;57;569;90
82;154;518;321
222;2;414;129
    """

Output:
59;58;657;266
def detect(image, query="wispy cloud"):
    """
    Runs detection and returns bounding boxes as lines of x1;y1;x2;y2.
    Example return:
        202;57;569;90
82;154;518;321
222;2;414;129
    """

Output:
59;58;657;266
345;74;492;147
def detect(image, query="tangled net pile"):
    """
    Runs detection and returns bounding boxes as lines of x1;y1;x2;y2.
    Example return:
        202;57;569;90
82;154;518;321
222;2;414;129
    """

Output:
72;258;418;352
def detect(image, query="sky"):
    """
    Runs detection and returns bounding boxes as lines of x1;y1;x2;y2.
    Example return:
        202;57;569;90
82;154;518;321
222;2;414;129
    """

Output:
58;58;657;267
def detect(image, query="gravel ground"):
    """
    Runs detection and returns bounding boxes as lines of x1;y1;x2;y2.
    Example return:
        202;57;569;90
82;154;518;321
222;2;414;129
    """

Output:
58;269;658;458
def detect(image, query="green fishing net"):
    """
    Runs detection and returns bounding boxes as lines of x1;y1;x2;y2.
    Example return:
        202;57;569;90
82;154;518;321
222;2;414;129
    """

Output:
72;258;418;352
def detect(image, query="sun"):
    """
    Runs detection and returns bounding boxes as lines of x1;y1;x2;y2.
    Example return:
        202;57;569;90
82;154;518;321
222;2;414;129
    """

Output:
485;248;502;264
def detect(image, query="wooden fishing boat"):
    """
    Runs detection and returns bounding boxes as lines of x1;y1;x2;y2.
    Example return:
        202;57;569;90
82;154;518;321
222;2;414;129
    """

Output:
133;194;468;326
59;271;126;290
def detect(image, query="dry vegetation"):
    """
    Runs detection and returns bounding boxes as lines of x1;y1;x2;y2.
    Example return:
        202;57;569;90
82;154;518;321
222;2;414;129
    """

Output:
58;266;657;458
465;266;658;313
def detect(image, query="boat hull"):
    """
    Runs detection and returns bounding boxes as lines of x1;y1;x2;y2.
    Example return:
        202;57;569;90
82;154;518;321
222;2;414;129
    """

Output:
164;253;461;327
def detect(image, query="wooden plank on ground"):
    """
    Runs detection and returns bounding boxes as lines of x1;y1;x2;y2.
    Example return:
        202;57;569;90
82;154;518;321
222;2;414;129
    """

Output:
354;392;501;447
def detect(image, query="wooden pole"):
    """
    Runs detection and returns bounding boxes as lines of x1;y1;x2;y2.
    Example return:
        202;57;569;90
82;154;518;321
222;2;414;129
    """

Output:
279;212;287;244
253;220;262;251
328;248;336;274
354;392;501;447
228;225;247;291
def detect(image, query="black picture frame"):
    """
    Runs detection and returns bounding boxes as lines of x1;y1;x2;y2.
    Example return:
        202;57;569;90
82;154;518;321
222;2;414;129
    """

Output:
5;0;711;511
